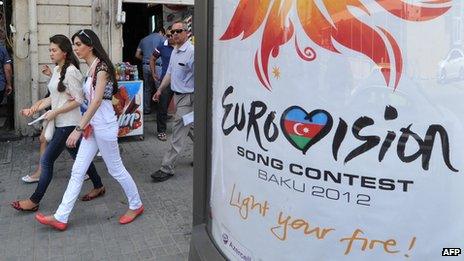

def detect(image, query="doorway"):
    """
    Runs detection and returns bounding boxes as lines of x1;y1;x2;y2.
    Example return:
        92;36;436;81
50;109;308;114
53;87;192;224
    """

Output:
122;3;163;65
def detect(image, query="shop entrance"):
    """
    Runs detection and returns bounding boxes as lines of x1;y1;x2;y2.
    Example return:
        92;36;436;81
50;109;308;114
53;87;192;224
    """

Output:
122;3;194;67
121;3;193;117
122;3;163;65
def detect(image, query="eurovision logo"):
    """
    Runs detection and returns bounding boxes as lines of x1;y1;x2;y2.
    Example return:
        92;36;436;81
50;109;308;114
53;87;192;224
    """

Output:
281;107;332;155
220;0;451;90
221;86;458;172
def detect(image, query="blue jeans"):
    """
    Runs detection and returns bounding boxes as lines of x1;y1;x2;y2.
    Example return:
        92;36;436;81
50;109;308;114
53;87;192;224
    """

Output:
30;126;103;204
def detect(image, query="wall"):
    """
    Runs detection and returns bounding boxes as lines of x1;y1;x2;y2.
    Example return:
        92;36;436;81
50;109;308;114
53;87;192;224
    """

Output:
93;0;123;64
37;0;92;99
13;0;92;135
12;0;180;134
12;0;32;134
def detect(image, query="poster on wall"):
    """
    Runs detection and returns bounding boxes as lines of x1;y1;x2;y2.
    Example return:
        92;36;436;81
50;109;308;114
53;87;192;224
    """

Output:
211;1;464;260
113;80;143;137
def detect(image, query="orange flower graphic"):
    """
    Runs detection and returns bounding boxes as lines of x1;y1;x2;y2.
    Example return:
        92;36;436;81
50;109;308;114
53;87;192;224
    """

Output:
220;0;452;90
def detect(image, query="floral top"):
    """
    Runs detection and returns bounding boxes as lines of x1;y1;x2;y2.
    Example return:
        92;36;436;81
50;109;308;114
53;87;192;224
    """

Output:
92;61;114;100
84;61;117;129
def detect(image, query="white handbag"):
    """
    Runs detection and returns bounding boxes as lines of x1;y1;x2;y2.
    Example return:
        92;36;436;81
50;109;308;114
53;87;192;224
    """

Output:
42;118;55;142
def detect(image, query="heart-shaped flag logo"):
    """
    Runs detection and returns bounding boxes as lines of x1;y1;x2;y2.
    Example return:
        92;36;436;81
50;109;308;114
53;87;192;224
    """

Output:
280;106;333;154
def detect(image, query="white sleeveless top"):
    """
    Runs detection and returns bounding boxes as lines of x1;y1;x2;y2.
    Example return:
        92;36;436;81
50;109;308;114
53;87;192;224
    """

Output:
83;75;117;130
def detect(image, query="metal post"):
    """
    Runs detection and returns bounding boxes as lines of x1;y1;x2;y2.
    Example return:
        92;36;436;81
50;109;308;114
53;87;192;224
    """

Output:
188;0;225;259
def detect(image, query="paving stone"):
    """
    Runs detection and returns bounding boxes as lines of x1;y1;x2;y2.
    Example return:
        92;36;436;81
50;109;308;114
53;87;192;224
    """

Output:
0;121;193;260
137;248;154;260
0;142;12;164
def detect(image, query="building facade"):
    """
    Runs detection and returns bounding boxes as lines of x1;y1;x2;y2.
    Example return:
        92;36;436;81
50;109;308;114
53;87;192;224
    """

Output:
12;0;192;135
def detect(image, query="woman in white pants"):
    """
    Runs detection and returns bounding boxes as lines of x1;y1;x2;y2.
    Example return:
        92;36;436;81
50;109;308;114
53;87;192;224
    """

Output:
35;29;143;231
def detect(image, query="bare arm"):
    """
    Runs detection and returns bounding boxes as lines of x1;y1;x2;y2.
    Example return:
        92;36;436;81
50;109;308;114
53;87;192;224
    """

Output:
4;63;12;95
135;48;143;61
158;73;171;93
21;97;52;117
44;99;80;121
152;73;171;101
33;97;52;112
53;100;80;115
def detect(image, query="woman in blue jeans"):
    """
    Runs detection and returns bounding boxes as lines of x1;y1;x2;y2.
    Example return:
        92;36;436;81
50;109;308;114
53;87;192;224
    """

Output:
11;35;105;212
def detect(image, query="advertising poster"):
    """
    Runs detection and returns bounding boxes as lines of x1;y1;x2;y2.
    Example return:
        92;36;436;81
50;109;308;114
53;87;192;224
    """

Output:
211;1;464;260
113;80;143;137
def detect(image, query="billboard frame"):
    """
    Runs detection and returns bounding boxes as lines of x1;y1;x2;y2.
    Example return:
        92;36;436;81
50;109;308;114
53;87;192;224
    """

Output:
188;0;226;260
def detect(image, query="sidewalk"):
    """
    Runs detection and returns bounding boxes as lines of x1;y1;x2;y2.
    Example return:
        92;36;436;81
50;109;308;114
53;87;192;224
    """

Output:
0;120;193;261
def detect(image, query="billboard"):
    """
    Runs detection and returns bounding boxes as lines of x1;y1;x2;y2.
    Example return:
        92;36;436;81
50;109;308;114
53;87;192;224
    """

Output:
210;1;464;260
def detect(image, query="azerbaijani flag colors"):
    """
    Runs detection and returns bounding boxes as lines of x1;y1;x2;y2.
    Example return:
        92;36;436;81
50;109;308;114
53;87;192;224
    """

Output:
282;109;328;150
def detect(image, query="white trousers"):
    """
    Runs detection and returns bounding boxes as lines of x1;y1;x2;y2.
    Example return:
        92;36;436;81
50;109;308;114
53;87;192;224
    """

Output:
54;122;142;223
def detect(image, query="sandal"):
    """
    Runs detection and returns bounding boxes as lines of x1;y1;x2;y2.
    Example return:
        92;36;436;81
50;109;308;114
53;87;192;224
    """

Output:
11;201;39;212
81;187;106;201
21;175;40;183
157;132;167;141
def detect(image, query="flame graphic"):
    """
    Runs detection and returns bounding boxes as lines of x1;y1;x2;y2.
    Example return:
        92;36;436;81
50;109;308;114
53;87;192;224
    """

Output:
220;0;452;90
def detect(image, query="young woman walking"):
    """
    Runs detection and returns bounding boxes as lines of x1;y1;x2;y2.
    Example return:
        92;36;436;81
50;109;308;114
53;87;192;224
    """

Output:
35;29;143;231
21;69;91;184
12;35;105;212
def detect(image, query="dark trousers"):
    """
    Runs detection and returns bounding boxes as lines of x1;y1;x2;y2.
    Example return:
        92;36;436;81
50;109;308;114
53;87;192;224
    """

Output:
155;85;173;133
142;65;156;113
30;126;103;204
0;90;4;105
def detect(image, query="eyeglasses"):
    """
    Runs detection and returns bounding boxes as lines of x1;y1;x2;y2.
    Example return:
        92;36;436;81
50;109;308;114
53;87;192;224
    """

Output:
79;30;93;45
171;29;185;34
166;34;172;38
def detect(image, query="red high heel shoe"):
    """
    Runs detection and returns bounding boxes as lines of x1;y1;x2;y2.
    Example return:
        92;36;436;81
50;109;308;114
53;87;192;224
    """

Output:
119;205;144;224
35;213;67;231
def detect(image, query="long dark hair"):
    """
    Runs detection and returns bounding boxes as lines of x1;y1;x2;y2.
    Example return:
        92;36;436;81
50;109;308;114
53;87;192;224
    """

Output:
71;29;118;94
49;34;80;92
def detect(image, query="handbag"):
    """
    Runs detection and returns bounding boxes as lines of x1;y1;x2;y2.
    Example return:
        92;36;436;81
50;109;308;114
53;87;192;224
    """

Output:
42;118;55;142
83;124;93;139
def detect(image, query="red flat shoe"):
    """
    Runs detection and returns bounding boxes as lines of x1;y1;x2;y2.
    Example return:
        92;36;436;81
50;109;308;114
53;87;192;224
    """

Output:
11;201;39;212
81;187;105;201
35;213;67;231
119;205;144;225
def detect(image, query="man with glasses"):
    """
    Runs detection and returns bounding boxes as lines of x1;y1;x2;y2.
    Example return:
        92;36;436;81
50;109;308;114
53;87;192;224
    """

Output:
151;21;194;182
149;26;175;141
135;27;165;115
